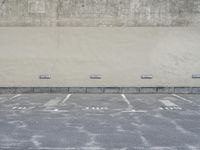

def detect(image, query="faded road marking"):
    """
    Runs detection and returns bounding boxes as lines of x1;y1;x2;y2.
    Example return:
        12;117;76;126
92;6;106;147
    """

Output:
121;94;134;110
160;100;178;107
24;147;104;150
160;100;182;110
172;94;193;103
60;94;71;104
9;94;21;100
31;135;42;148
12;106;26;110
85;106;108;111
0;97;7;103
160;106;182;111
44;97;62;107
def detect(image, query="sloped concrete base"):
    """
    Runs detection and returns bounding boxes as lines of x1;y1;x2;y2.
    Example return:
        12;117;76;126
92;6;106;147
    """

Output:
0;27;200;87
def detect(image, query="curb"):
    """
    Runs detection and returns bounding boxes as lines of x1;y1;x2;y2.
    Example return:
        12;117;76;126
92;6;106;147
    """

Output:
0;87;199;94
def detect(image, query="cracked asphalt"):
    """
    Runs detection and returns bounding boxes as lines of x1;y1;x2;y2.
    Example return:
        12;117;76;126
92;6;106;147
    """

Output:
0;94;200;150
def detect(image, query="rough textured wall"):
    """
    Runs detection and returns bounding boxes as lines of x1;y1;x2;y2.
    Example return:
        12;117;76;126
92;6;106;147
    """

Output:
0;0;200;26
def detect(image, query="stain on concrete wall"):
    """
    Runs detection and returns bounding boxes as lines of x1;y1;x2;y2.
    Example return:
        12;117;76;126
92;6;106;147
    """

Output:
0;0;199;26
28;0;46;14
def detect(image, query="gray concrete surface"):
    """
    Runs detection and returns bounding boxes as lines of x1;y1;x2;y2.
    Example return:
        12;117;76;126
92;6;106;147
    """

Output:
0;0;200;26
0;93;200;149
0;27;200;87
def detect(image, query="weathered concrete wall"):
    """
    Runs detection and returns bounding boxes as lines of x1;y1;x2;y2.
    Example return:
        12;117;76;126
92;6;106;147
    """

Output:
0;27;200;87
0;1;200;88
0;0;200;26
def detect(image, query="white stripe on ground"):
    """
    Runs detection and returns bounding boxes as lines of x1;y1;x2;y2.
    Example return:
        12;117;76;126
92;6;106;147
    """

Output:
44;97;62;107
160;100;178;107
121;110;147;113
121;94;134;110
172;94;193;103
61;94;71;104
9;94;21;100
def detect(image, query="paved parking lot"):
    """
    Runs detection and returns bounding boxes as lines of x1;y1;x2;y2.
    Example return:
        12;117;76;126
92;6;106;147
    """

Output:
0;94;200;150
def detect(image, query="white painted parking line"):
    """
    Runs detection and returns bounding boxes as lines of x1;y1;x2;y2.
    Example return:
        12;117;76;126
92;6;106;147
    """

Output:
60;94;71;104
172;94;193;103
44;97;62;107
9;94;21;100
121;94;134;110
121;110;147;113
25;147;102;150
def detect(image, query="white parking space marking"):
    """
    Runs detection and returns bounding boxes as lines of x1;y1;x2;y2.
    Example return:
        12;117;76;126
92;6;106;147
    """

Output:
121;94;134;110
11;106;35;111
60;94;71;104
172;94;193;103
84;107;108;111
160;100;178;107
44;97;62;107
9;94;21;100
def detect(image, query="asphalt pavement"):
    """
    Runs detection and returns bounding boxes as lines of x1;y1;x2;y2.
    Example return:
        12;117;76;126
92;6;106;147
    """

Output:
0;93;200;150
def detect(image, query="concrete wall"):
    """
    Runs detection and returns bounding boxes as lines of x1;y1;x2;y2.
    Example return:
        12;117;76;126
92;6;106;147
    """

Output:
0;1;200;87
0;0;200;26
0;27;200;87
